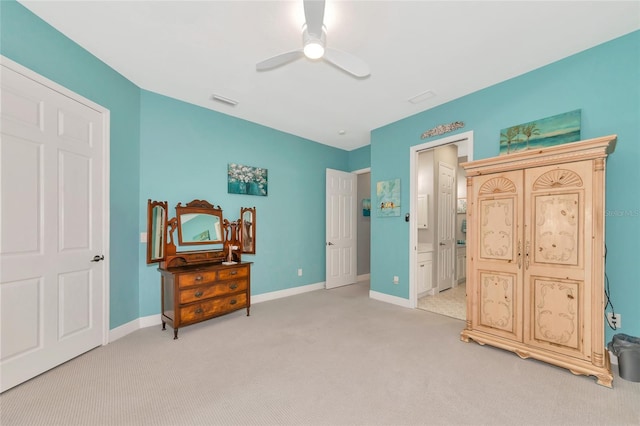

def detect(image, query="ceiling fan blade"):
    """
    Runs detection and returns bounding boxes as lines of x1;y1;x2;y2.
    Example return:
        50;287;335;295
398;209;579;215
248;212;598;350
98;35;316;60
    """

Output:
303;0;325;36
256;50;304;71
323;48;370;78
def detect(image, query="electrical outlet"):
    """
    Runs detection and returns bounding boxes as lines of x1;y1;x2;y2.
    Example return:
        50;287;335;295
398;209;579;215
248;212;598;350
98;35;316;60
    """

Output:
298;268;303;276
393;276;399;284
140;232;147;243
607;312;621;329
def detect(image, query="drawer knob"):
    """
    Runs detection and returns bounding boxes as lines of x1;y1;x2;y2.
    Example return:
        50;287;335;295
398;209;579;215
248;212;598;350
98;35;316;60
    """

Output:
195;275;203;281
195;308;203;314
229;283;238;290
230;299;237;305
230;270;238;276
194;291;204;298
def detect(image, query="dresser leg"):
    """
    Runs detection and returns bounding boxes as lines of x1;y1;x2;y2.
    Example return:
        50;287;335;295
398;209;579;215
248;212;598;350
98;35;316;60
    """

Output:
173;329;178;340
246;306;250;316
162;321;166;330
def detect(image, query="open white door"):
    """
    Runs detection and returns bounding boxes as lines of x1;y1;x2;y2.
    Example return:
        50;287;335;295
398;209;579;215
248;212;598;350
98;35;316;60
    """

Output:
325;169;357;289
0;59;108;392
436;161;456;292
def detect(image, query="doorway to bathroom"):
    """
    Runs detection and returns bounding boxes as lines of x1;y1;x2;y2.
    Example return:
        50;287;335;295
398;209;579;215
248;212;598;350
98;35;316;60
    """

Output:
409;131;473;320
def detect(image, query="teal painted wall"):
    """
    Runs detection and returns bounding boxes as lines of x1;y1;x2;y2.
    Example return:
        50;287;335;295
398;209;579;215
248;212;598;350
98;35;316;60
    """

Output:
1;0;141;329
371;31;640;343
138;91;348;316
348;144;371;171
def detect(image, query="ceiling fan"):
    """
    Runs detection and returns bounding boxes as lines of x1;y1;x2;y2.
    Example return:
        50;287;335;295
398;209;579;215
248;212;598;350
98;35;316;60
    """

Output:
256;0;370;78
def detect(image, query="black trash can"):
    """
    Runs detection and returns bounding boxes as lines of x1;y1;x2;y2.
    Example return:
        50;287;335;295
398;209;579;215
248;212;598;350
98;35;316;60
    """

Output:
608;333;640;382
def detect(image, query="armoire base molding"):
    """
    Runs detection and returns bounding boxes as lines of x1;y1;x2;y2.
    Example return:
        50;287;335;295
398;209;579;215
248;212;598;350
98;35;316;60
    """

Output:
461;329;613;387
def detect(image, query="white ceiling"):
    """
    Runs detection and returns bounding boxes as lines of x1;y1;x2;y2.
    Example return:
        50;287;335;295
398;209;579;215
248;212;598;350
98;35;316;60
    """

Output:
18;1;640;151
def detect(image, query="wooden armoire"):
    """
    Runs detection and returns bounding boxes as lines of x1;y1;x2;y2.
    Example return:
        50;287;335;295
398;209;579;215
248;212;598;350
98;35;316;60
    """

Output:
460;135;616;387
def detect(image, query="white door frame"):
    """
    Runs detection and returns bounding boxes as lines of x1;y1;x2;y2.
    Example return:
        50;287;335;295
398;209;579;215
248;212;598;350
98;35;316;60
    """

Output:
1;55;110;346
409;131;473;308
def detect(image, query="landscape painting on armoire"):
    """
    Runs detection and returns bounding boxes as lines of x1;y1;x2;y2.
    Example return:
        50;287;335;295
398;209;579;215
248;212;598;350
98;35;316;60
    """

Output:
499;109;581;155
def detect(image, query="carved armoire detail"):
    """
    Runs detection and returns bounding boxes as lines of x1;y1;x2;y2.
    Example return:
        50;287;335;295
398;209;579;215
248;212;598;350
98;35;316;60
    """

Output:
460;135;616;387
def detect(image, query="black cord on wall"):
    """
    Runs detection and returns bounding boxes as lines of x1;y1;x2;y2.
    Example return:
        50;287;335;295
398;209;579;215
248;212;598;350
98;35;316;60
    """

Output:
603;244;617;330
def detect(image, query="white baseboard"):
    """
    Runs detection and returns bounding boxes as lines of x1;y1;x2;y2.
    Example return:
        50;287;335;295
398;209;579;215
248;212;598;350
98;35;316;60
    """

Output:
109;314;162;342
251;282;325;304
108;319;138;342
369;290;411;308
108;282;325;342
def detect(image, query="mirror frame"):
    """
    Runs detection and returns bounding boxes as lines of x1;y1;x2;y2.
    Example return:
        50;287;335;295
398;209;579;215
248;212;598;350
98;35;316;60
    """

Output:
146;199;168;264
176;199;224;246
240;207;256;254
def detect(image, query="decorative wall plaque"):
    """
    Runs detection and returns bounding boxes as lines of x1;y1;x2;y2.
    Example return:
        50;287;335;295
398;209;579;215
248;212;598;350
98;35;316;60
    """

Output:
421;121;465;139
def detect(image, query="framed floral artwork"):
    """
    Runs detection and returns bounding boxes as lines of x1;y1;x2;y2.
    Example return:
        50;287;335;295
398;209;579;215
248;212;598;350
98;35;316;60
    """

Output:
228;163;268;196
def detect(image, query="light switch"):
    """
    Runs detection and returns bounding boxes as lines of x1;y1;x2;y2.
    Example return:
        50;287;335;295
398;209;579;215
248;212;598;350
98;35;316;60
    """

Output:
140;232;147;243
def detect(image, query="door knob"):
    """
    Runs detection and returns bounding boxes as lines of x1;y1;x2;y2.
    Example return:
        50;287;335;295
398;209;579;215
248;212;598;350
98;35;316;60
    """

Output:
91;255;104;262
327;242;334;246
439;242;446;246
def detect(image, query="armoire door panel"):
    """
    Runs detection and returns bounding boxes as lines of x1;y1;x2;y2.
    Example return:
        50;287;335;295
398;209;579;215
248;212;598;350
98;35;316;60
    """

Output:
475;270;521;341
533;192;580;266
475;172;522;265
527;276;585;358
479;197;516;261
525;161;592;277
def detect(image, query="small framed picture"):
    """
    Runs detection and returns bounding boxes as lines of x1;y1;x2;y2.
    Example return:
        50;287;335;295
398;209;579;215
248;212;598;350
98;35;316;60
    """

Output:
457;198;467;214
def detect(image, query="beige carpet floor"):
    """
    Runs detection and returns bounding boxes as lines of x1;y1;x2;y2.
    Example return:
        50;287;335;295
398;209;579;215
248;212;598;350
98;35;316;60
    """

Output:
1;281;638;425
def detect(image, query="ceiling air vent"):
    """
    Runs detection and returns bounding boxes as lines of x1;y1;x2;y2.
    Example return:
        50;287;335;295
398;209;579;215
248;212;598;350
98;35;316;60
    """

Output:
211;94;238;107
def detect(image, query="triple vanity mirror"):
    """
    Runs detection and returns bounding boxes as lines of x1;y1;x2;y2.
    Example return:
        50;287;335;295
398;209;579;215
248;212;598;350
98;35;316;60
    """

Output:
146;199;256;267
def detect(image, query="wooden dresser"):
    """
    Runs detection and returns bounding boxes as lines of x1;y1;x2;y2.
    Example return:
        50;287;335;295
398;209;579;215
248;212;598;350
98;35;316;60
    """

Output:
159;262;251;339
460;135;616;387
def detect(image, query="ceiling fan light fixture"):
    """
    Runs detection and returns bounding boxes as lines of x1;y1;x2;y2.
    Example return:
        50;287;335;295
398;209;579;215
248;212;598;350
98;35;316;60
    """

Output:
302;24;326;59
304;41;325;59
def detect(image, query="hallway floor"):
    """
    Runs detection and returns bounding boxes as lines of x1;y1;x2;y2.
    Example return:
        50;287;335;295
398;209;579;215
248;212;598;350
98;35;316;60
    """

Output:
417;283;466;321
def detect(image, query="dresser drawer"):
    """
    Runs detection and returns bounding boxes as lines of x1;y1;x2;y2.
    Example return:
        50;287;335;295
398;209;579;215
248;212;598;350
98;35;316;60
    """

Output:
179;293;247;324
218;266;248;280
179;279;248;304
177;271;217;288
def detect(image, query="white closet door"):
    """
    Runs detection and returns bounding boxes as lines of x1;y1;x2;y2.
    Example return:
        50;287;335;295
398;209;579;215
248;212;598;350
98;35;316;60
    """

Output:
1;61;108;392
